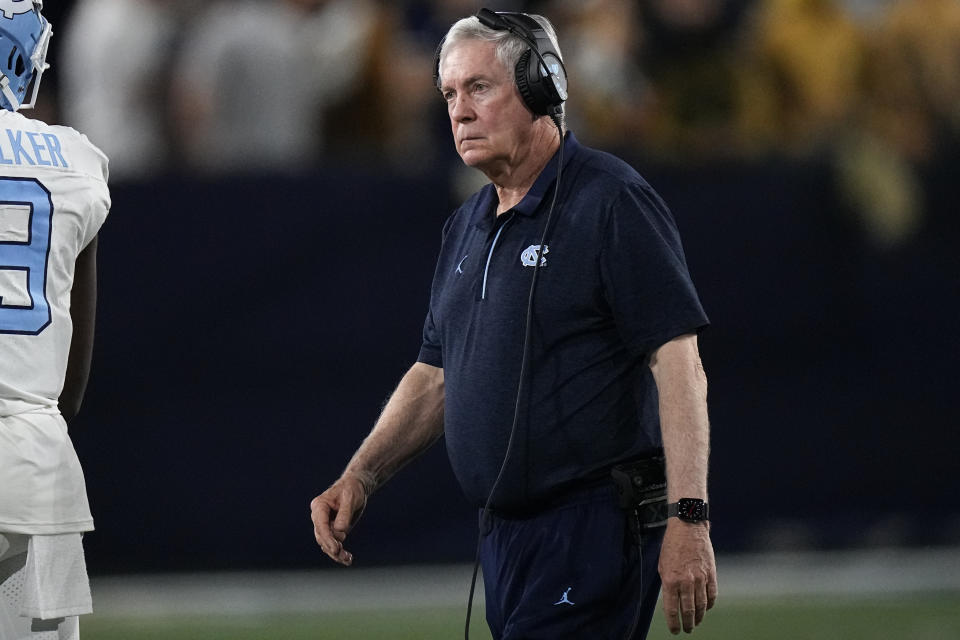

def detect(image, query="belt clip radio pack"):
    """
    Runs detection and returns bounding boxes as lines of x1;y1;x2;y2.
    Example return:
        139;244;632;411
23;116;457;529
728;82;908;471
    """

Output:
611;454;667;543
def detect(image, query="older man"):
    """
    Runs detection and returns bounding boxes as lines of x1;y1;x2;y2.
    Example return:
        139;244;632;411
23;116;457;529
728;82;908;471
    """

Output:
311;9;717;638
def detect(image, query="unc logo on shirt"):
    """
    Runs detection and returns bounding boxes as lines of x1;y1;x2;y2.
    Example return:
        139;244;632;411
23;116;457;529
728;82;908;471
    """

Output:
0;0;34;19
520;244;549;267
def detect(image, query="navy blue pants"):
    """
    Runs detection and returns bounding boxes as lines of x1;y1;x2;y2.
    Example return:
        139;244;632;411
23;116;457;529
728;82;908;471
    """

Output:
480;486;664;639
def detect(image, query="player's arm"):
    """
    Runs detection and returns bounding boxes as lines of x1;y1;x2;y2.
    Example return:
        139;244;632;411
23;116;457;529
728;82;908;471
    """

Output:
649;333;718;635
60;235;99;424
311;361;445;565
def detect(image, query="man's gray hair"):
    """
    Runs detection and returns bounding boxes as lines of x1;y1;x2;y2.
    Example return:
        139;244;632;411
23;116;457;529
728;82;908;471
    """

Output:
436;14;566;127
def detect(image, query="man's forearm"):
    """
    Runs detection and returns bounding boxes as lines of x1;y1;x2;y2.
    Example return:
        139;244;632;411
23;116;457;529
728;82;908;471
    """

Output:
343;362;445;495
650;334;710;501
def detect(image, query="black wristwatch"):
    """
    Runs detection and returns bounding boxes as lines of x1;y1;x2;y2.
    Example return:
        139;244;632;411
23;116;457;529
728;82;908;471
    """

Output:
667;498;710;523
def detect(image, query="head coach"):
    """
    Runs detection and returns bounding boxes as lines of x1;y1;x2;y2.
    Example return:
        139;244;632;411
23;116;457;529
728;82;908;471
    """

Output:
311;8;718;639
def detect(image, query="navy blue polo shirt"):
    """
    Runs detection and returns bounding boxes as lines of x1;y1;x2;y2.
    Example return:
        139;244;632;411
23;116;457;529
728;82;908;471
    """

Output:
417;132;708;513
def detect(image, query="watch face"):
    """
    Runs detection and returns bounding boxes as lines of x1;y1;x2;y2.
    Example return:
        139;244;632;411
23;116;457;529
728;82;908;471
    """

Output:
677;499;707;521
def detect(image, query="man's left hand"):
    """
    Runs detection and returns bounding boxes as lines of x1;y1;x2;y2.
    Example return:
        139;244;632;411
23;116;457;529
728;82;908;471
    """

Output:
658;518;718;634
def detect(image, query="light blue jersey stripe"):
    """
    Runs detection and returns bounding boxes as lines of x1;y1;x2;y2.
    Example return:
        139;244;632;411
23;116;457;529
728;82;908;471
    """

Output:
481;213;514;300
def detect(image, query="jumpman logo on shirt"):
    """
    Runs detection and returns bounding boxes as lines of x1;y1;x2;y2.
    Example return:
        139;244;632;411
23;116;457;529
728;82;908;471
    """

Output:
553;587;575;606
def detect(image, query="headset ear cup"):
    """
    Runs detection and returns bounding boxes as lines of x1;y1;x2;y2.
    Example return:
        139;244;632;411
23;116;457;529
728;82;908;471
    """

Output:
515;49;545;115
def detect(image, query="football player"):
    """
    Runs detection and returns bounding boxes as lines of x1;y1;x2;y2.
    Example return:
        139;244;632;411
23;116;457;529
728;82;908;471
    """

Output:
0;2;111;638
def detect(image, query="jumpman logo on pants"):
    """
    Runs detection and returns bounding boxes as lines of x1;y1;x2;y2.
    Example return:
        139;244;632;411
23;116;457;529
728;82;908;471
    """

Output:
553;587;575;606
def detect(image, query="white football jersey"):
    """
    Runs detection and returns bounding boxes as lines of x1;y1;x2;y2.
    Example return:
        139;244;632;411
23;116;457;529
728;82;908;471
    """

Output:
0;110;109;413
0;110;109;534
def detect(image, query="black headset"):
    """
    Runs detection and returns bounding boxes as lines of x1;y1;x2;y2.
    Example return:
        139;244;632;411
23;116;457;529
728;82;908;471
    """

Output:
434;8;569;123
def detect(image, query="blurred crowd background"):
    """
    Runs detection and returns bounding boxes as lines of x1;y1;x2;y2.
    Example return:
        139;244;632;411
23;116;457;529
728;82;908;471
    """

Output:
28;0;959;573
37;0;960;248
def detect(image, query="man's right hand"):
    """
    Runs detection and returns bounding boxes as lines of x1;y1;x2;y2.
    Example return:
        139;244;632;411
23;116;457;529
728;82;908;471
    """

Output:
310;473;369;566
308;363;444;566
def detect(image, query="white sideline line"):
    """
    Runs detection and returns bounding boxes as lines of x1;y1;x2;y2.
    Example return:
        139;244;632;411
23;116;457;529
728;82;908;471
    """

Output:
92;564;481;616
90;547;960;617
717;547;960;599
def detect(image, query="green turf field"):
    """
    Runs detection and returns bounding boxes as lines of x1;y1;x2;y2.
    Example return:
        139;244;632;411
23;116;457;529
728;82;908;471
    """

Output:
81;593;960;639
